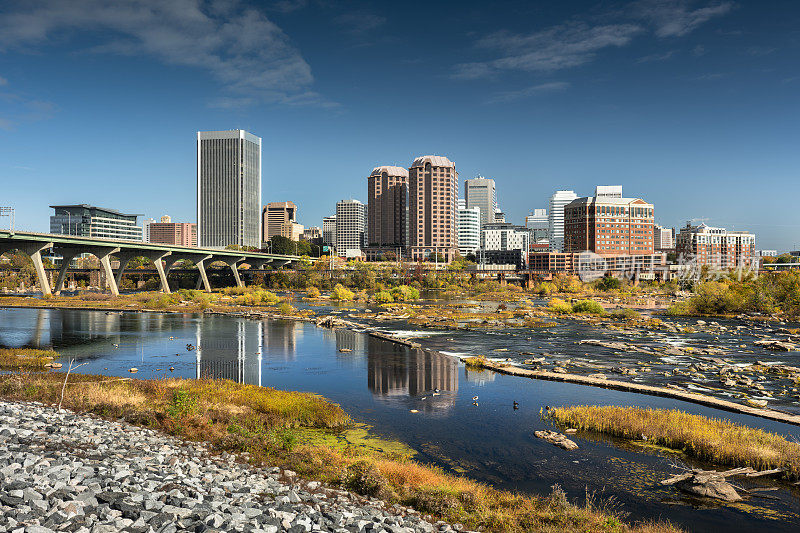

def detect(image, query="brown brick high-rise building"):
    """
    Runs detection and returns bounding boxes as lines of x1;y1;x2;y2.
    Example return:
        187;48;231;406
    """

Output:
408;155;458;262
262;201;298;242
564;196;654;255
148;219;197;247
367;166;408;249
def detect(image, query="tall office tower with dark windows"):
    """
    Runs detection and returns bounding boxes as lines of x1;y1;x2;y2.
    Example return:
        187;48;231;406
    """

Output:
197;130;261;248
367;165;409;248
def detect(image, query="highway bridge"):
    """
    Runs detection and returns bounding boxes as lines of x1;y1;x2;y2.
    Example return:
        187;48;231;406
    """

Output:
0;230;301;296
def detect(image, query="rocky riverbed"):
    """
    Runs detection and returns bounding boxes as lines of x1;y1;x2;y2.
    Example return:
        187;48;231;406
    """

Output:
0;401;461;533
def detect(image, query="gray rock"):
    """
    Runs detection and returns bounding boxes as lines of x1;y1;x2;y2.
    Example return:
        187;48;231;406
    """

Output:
0;400;445;533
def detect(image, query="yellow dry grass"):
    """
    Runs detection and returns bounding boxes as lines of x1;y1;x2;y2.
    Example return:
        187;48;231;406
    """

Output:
0;348;59;370
549;405;800;479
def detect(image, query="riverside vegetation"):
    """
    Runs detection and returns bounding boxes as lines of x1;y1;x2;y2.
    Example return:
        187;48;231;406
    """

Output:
547;405;800;479
0;348;61;371
0;372;680;533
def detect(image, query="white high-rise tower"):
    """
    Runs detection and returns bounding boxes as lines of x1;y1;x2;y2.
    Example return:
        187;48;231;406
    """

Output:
548;190;577;252
197;130;262;248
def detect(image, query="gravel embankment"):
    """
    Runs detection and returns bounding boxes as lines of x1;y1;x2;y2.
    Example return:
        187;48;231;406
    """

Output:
0;401;462;533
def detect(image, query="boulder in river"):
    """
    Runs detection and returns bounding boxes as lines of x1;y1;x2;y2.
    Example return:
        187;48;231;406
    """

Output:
534;430;578;450
669;471;742;502
754;339;797;351
661;467;782;502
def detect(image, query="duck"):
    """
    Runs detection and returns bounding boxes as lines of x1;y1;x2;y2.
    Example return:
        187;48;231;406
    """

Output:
169;336;175;340
112;343;119;348
513;401;519;410
472;396;479;401
169;366;175;372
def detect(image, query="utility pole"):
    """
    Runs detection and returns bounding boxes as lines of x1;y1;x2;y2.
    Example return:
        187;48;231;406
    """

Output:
0;207;14;234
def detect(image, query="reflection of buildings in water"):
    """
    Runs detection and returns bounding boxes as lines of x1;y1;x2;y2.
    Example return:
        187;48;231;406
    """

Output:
332;329;365;369
262;319;302;361
335;329;366;353
367;337;458;412
464;367;496;385
196;318;262;386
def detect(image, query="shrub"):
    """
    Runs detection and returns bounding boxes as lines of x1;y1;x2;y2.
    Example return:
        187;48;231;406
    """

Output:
390;285;420;301
548;298;573;314
145;294;179;309
374;290;394;304
345;460;394;499
571;299;605;315
463;356;488;369
306;286;321;298
595;276;622;291
607;307;640;320
531;281;555;296
331;283;354;301
235;289;280;306
278;302;295;315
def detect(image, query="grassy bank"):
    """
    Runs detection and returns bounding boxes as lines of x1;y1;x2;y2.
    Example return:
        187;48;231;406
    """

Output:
548;405;800;479
0;348;59;370
0;373;678;533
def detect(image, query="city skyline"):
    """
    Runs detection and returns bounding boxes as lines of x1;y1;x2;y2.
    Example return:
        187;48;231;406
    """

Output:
1;1;799;249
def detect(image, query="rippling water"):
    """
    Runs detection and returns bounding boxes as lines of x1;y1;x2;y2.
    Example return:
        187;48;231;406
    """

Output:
1;306;799;532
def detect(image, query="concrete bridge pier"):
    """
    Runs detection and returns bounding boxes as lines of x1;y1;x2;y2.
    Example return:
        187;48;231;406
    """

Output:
194;255;213;292
52;247;84;295
95;248;121;296
222;257;246;288
0;242;55;296
161;254;198;294
113;250;146;291
142;251;172;293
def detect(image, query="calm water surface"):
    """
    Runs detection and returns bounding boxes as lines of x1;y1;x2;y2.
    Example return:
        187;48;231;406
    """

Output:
1;307;799;532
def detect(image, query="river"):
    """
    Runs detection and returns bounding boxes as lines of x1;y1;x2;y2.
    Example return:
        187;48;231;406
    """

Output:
1;306;799;532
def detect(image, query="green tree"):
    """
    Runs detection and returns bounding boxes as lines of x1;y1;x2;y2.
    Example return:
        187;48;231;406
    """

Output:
270;235;295;255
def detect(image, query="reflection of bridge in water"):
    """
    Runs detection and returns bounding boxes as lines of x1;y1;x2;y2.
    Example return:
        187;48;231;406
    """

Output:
0;308;193;351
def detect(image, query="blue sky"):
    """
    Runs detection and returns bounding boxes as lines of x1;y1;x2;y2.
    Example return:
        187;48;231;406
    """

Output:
1;0;798;249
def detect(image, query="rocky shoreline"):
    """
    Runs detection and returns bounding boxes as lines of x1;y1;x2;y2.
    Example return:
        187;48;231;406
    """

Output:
0;400;464;533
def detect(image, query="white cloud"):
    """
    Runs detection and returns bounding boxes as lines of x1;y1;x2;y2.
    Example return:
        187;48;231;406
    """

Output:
334;11;387;36
271;0;309;13
0;92;56;129
0;0;330;107
453;22;644;79
636;50;677;63
634;0;733;38
486;81;570;104
454;1;733;80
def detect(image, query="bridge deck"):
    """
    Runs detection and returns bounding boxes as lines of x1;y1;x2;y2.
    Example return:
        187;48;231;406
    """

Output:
0;230;300;296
